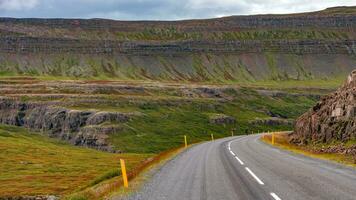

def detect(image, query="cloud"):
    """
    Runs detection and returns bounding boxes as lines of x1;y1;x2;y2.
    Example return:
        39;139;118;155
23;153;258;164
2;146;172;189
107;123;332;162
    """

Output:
0;0;38;11
0;0;355;20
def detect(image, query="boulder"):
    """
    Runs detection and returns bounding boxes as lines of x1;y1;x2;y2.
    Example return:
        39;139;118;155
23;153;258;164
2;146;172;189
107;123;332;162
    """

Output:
86;111;129;125
73;125;122;152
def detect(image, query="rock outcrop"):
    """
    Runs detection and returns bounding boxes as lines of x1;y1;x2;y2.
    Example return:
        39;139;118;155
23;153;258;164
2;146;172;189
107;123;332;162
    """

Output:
291;70;356;147
0;98;131;151
250;117;293;126
209;114;236;125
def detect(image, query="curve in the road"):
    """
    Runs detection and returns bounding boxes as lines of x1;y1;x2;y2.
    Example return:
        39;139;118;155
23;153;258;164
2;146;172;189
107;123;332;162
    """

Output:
122;135;356;200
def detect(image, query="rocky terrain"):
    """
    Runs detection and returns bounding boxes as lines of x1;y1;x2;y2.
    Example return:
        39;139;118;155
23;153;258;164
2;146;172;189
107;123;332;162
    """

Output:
291;70;356;157
0;6;356;81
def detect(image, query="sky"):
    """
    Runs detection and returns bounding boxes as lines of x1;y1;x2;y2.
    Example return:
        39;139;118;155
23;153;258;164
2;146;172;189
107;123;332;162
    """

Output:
0;0;355;20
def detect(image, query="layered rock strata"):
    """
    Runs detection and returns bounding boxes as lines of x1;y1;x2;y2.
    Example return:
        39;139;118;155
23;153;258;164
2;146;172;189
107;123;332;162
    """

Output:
0;98;130;152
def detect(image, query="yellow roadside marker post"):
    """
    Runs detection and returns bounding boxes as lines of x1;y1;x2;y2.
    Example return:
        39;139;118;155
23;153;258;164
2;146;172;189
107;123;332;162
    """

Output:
184;135;188;148
211;134;214;141
231;128;236;137
120;159;129;188
272;133;275;145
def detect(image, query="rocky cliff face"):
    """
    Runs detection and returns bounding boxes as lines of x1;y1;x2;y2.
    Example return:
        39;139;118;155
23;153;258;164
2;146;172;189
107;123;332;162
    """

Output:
0;98;130;152
2;37;356;55
291;70;356;154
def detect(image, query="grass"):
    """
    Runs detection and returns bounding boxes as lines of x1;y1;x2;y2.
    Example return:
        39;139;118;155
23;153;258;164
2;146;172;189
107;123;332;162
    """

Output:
107;89;316;153
261;132;356;167
240;77;344;90
0;125;152;197
65;146;186;200
115;28;353;41
0;69;345;91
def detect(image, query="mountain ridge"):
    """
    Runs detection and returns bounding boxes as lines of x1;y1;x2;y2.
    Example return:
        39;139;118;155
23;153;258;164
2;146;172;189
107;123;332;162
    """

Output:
0;6;355;81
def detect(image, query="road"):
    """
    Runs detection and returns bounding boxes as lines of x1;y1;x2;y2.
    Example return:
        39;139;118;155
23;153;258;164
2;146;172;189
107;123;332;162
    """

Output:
124;134;356;200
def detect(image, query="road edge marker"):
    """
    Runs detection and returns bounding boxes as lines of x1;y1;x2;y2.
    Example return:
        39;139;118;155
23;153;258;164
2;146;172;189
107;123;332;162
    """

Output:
120;159;129;188
184;135;188;148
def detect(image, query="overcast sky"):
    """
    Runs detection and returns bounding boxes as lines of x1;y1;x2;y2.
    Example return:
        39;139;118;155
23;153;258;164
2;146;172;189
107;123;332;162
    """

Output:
0;0;355;20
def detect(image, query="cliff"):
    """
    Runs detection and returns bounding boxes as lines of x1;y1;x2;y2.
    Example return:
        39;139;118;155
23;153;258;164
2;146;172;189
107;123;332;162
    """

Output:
0;98;132;152
0;6;356;81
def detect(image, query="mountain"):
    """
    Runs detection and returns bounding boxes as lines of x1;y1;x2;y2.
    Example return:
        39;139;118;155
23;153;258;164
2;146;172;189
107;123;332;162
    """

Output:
0;6;356;81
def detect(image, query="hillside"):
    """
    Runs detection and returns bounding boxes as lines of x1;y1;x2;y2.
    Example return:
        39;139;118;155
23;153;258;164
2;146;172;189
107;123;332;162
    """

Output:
0;77;319;153
0;6;355;81
0;124;150;197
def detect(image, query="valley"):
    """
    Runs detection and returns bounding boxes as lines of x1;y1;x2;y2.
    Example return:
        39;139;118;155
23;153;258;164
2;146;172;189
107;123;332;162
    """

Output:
0;5;355;200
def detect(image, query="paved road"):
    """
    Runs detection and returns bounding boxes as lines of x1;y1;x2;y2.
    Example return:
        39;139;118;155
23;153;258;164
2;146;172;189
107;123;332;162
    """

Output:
124;135;356;200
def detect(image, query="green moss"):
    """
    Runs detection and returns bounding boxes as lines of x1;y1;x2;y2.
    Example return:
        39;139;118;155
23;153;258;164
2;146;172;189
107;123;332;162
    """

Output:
0;71;17;76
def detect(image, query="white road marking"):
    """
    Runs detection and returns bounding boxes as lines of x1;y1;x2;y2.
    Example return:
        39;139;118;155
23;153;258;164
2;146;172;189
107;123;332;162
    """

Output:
227;141;244;165
270;193;282;200
234;156;244;165
245;167;264;185
230;136;282;199
229;150;235;156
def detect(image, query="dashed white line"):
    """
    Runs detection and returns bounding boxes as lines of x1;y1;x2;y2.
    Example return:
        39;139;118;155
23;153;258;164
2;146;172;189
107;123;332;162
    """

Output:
227;141;243;165
270;192;282;200
229;138;281;199
234;156;244;165
245;167;264;185
229;150;235;156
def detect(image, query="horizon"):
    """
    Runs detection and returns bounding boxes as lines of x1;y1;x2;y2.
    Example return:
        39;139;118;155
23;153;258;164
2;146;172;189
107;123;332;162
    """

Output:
0;0;355;20
0;6;353;21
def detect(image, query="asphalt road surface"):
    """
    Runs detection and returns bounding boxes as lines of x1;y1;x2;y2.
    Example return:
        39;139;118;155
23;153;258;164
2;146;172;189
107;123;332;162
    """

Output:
124;135;356;200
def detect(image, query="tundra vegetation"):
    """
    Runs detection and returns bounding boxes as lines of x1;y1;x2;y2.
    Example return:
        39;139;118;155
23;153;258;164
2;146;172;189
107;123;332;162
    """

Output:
0;76;322;198
0;6;355;199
